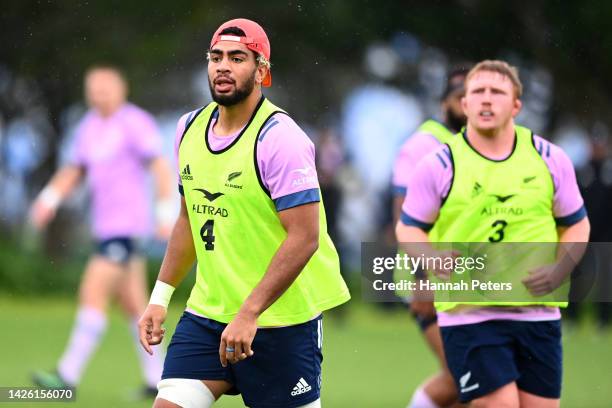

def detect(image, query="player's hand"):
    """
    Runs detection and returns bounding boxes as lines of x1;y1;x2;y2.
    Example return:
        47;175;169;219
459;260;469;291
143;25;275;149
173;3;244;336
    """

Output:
138;304;167;355
522;263;566;297
430;250;461;281
219;311;257;367
29;200;56;230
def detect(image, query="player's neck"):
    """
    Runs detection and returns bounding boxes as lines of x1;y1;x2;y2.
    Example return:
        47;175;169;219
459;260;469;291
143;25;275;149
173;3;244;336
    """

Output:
95;102;124;118
466;121;515;160
215;90;263;136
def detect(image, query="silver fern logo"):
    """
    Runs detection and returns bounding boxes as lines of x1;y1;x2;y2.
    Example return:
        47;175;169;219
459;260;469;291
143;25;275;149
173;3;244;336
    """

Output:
227;171;242;182
225;171;243;189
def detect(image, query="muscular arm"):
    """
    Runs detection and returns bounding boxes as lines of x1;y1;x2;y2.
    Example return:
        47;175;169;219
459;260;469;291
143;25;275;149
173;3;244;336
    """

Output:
218;202;320;366
396;223;436;257
156;197;196;287
522;217;590;296
219;115;325;365
523;139;591;294
395;223;457;282
558;216;590;245
239;202;320;318
138;196;195;354
395;145;450;261
555;217;590;278
392;195;404;228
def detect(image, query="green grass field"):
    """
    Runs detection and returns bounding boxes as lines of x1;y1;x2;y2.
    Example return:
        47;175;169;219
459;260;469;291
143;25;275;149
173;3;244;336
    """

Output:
0;295;610;407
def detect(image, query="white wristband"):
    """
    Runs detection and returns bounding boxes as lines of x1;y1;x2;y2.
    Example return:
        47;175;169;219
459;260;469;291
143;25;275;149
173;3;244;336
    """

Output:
155;199;175;226
149;280;175;308
38;186;61;210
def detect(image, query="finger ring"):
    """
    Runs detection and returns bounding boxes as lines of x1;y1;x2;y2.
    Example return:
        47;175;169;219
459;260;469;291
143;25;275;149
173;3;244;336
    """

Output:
226;346;235;353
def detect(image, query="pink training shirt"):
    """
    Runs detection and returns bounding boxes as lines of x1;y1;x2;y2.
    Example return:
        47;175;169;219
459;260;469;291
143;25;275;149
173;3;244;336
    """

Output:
392;128;450;196
400;133;587;326
69;103;163;240
174;107;320;210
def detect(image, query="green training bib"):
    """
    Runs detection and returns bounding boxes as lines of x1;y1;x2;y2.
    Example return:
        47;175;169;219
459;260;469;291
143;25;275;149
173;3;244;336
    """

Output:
417;119;455;144
429;126;566;311
179;98;350;326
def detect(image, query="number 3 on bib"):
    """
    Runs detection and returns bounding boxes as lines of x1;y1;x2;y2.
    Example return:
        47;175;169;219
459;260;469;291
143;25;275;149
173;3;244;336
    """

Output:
200;220;215;250
488;219;508;243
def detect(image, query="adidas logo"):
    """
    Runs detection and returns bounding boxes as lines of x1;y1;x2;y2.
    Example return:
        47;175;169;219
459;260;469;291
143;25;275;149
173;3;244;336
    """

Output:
181;164;193;181
290;377;312;396
471;181;483;198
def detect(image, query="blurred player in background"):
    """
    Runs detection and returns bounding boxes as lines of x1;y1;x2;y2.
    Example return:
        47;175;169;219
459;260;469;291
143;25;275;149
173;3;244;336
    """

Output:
397;60;589;407
138;18;350;408
30;65;174;397
392;67;469;408
570;131;612;329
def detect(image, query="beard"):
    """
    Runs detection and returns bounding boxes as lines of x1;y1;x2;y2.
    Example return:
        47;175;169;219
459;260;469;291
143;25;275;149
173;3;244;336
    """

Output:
445;108;467;133
208;70;256;107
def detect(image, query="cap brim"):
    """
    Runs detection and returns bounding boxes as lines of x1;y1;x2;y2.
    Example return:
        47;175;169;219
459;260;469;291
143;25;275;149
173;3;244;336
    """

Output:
262;71;272;87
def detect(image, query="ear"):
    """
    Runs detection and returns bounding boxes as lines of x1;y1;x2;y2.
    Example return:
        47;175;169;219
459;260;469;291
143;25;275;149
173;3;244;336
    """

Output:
511;98;522;118
460;95;467;113
255;65;268;86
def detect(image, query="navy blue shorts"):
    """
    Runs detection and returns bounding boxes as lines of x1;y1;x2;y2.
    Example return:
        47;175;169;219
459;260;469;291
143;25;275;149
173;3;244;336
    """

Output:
441;319;562;403
95;237;140;264
162;312;323;408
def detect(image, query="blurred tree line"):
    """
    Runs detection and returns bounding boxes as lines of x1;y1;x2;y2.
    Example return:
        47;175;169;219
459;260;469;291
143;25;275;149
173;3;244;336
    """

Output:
1;0;612;293
2;0;612;176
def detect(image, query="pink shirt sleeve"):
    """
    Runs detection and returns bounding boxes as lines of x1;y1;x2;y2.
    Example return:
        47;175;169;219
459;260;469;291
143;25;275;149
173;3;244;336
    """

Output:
533;135;586;224
68;116;89;167
400;145;453;229
257;113;320;211
392;131;443;195
124;105;163;161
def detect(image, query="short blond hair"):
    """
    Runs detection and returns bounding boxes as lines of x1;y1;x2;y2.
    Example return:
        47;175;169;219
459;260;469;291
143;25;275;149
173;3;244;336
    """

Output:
85;64;127;84
466;60;522;98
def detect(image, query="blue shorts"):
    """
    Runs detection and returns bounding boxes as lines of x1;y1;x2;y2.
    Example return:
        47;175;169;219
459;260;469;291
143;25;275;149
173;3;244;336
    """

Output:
95;237;141;264
162;311;323;408
441;319;562;403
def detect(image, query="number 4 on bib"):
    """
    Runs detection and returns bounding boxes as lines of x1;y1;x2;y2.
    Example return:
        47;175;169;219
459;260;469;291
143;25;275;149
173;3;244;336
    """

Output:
200;220;215;250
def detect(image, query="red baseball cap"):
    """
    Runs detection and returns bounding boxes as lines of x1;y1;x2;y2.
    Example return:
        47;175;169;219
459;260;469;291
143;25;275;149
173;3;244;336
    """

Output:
210;18;272;87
